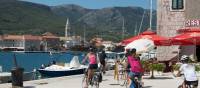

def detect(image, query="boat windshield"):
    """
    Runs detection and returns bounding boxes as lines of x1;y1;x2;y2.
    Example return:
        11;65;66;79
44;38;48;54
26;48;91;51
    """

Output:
105;51;125;60
105;51;117;59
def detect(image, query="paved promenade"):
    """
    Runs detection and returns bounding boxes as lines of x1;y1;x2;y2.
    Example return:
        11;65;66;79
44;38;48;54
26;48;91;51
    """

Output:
0;71;199;88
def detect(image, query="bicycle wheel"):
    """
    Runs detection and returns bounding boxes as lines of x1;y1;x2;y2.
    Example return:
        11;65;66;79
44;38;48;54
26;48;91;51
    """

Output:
135;80;143;88
94;80;99;88
125;79;129;88
82;75;87;88
119;71;127;86
94;75;100;88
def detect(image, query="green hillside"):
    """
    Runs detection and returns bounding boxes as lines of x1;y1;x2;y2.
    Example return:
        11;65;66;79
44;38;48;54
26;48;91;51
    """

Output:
0;0;65;35
0;0;156;42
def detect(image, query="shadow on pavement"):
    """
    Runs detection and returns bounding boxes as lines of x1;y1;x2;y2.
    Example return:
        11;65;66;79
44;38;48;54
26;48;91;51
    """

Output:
109;83;120;85
143;86;152;88
144;77;173;80
102;79;108;81
24;86;36;88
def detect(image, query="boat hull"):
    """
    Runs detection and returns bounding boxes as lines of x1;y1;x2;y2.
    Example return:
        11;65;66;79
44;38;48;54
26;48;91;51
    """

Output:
37;68;86;77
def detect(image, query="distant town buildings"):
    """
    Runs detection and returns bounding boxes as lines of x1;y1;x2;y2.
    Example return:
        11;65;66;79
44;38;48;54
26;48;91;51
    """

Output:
41;32;60;51
0;18;119;52
0;32;60;51
102;41;115;51
0;32;87;51
60;36;83;48
2;35;25;51
157;0;200;61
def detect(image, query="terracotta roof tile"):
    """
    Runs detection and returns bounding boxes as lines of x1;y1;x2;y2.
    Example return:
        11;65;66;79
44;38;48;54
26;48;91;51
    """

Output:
3;35;23;40
24;35;42;40
42;36;59;39
42;32;55;36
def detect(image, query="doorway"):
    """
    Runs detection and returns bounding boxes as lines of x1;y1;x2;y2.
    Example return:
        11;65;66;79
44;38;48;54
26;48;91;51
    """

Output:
196;46;200;62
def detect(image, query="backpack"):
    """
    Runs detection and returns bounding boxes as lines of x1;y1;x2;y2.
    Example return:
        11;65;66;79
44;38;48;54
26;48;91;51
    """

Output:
128;56;144;73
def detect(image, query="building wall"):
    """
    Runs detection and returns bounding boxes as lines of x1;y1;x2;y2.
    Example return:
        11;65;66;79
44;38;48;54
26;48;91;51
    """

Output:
3;40;24;48
25;40;41;51
185;0;200;20
182;0;200;60
157;0;200;61
157;0;185;61
0;40;2;49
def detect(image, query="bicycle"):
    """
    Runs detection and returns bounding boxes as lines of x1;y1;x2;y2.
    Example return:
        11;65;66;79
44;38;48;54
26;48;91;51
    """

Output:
120;69;129;88
132;76;143;88
172;73;198;88
82;67;102;88
178;83;198;88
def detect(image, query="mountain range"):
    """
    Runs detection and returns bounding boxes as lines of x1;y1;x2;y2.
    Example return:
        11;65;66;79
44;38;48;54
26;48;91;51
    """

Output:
0;0;156;42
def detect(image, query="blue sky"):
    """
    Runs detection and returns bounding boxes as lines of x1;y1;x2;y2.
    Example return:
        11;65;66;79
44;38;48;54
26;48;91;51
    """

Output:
21;0;156;9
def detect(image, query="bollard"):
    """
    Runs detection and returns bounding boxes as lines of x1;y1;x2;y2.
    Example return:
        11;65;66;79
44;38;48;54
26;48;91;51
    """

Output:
11;67;24;88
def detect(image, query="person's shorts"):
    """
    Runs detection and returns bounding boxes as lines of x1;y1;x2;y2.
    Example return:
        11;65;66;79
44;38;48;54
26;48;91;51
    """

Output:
89;64;98;69
185;80;198;87
128;71;142;81
100;60;105;66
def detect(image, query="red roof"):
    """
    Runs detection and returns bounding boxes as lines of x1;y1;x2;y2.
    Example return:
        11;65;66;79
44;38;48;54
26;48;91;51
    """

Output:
3;35;23;40
42;32;59;39
24;35;42;40
42;36;59;39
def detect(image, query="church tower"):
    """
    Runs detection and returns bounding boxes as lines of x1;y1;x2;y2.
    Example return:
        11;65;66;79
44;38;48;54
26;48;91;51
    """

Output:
65;18;70;38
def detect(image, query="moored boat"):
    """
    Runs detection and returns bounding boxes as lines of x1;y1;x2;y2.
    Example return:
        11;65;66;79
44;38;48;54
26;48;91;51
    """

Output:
38;67;85;77
37;56;87;77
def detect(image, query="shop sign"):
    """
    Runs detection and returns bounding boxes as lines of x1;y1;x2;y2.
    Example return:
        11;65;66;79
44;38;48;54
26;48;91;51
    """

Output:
185;19;200;27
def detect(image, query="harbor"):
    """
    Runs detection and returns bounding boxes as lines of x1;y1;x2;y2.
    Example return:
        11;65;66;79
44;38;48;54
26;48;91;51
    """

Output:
0;51;84;72
1;0;200;88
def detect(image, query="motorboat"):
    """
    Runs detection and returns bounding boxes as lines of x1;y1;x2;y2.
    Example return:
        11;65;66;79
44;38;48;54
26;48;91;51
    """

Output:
37;56;87;77
105;51;125;70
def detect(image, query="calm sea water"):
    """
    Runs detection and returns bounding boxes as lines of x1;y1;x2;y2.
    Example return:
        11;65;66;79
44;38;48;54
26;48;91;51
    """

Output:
0;51;84;72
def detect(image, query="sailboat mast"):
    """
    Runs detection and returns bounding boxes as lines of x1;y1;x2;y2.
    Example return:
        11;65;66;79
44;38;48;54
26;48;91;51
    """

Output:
122;17;125;40
83;26;86;46
134;22;138;36
138;11;145;35
150;0;153;30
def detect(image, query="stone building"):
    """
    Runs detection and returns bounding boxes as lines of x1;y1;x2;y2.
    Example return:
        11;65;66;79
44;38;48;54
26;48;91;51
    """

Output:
24;35;42;51
157;0;200;61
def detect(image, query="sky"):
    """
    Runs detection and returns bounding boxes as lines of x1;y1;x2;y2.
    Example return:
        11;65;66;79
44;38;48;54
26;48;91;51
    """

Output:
21;0;157;9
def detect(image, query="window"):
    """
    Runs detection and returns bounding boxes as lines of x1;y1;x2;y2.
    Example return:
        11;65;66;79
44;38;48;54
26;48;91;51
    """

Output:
172;0;184;10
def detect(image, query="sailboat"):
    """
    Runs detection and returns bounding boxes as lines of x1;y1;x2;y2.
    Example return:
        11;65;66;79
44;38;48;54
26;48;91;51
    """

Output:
37;56;87;77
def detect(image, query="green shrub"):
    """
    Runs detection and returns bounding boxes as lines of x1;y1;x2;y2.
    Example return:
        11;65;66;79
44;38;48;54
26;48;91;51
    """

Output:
141;60;151;72
195;65;200;72
155;63;165;72
173;64;181;71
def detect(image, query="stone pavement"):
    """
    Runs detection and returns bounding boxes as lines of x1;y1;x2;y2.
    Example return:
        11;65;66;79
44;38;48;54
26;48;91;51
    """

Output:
0;71;199;88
